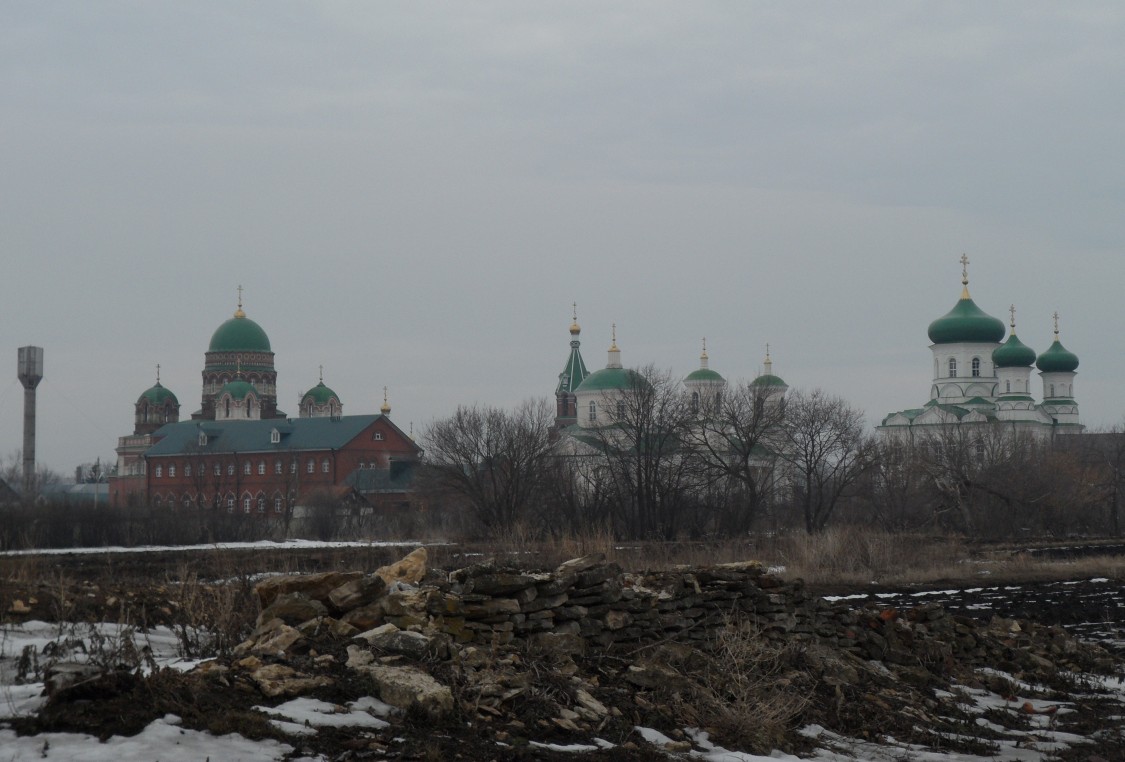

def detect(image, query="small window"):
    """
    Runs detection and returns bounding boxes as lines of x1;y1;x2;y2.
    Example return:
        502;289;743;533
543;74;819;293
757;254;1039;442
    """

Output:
691;391;700;413
214;463;221;476
183;495;191;508
373;432;384;441
971;357;981;377
322;459;330;473
243;496;251;513
588;401;597;422
1005;380;1011;393
1050;383;1055;397
257;496;266;513
185;464;192;478
168;465;176;478
948;358;957;378
241;462;250;475
616;400;625;419
274;497;283;513
275;460;282;474
257;461;265;475
226;495;235;512
290;461;297;474
307;459;315;473
198;432;208;447
271;429;280;444
228;463;235;476
155;465;163;478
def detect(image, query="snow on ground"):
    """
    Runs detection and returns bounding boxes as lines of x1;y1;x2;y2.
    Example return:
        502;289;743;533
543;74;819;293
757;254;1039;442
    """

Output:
253;695;395;735
0;714;293;761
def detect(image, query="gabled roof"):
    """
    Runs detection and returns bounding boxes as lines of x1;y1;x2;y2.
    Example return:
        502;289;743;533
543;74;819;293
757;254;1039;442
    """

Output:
145;415;418;457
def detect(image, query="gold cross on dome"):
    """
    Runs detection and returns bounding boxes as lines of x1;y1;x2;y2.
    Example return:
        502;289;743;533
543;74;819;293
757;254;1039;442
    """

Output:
960;254;970;284
1009;304;1016;329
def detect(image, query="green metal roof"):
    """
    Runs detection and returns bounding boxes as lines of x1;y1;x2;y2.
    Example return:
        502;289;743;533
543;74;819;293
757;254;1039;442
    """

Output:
145;415;415;457
209;314;272;353
556;341;589;395
1036;339;1079;373
992;334;1037;368
575;367;650;394
139;382;178;406
684;367;725;383
750;374;787;388
927;297;1005;344
218;380;256;400
302;381;340;405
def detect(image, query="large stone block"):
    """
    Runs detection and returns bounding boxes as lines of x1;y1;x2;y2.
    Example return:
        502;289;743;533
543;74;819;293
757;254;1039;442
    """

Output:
255;571;363;608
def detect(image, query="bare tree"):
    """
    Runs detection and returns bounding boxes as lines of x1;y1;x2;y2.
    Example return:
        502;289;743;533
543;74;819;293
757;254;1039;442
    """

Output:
779;389;872;534
580;365;699;540
422;398;556;533
683;381;787;534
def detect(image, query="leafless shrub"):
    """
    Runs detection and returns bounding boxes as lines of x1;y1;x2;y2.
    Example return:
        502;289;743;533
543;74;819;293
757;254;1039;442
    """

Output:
663;621;812;752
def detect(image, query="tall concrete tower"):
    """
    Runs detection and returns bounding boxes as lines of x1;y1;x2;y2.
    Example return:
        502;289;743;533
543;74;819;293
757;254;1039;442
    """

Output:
17;346;44;496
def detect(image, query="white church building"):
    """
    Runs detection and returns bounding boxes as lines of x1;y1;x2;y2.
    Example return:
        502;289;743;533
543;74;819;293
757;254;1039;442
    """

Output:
879;257;1081;440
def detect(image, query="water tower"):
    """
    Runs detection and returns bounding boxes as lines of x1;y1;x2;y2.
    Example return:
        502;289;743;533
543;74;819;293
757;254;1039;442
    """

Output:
17;346;44;496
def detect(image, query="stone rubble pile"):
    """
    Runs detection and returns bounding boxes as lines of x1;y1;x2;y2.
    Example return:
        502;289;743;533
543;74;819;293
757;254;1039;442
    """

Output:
210;545;1117;738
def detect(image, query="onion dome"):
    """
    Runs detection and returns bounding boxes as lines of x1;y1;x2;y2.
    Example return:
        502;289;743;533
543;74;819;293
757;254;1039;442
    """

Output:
684;338;725;383
927;256;1005;344
209;289;271;352
751;345;787;388
139;381;178;406
381;386;392;415
569;302;581;337
301;381;340;406
140;366;179;406
575;325;652;393
1036;312;1079;372
992;306;1037;368
218;379;256;400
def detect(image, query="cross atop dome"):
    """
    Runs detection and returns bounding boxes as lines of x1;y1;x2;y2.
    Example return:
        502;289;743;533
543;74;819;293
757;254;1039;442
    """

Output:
235;285;246;318
960;254;971;299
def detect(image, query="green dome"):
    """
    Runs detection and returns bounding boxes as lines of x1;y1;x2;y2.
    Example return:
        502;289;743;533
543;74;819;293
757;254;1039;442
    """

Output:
302;381;340;405
751;374;788;388
209;314;272;353
217;379;257;400
927;298;1005;345
684;368;725;383
576;367;650;394
1036;340;1079;373
139;382;178;406
991;334;1037;368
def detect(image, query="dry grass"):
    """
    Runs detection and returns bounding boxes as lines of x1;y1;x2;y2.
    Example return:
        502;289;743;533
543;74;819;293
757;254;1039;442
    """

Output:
664;621;812;753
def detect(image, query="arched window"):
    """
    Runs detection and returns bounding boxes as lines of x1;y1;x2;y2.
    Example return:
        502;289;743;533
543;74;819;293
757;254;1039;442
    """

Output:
1050;383;1055;397
322;459;330;474
227;463;235;476
948;358;957;378
274;496;283;513
243;462;251;475
307;459;315;473
213;463;221;476
257;461;265;475
290;460;297;474
275;460;282;474
691;391;700;413
1005;380;1011;393
226;494;235;512
588;401;596;422
225;399;231;418
185;464;192;478
971;357;980;377
243;496;251;513
168;465;176;478
155;465;162;478
616;400;626;419
257;496;266;513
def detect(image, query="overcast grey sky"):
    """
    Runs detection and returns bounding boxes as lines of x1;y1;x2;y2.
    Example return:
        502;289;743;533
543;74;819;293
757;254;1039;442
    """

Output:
2;2;1124;473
